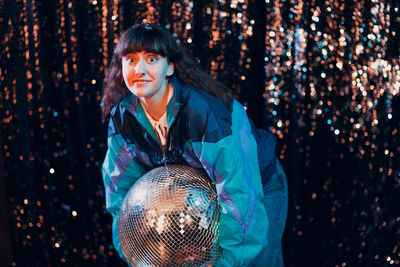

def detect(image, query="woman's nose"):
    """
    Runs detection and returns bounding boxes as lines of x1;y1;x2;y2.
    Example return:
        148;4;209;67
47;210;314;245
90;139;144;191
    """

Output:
134;58;146;75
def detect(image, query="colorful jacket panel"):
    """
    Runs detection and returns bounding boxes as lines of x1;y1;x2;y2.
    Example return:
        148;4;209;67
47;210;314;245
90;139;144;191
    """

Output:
102;76;278;266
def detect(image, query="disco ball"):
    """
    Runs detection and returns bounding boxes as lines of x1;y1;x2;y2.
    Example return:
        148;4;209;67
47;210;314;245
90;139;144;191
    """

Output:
118;164;221;266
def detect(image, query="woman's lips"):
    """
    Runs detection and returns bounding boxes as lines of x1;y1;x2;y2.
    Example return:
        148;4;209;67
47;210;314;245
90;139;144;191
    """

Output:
134;80;150;84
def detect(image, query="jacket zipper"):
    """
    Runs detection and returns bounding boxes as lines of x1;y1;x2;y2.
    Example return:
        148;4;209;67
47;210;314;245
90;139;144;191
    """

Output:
162;111;178;167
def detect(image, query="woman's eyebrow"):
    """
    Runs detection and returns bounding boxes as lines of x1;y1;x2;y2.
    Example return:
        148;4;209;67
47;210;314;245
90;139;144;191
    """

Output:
123;53;136;57
123;52;161;59
145;52;159;57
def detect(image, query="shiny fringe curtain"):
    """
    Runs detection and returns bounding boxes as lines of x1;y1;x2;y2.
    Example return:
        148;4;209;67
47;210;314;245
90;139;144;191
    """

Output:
0;0;399;266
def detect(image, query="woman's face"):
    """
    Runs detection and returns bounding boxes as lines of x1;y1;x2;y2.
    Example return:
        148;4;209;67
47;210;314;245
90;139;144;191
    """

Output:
121;51;174;103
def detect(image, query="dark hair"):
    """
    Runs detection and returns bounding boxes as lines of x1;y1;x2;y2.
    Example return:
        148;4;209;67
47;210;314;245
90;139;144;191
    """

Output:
101;23;233;118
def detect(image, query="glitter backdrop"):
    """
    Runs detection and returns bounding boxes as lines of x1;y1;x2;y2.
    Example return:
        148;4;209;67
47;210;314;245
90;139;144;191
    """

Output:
0;0;399;266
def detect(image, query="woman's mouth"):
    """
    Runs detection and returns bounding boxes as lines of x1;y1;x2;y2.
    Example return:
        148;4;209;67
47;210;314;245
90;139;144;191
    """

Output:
133;80;151;86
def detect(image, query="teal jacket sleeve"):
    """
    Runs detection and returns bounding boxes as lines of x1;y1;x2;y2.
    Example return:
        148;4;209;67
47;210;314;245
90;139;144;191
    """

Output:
102;115;148;262
192;101;269;266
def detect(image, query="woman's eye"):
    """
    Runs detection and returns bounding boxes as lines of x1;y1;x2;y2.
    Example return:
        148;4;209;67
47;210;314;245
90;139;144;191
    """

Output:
127;58;135;63
148;56;158;63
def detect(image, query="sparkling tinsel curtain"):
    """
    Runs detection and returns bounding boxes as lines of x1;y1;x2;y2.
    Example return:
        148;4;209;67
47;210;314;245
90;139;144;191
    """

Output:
0;0;399;266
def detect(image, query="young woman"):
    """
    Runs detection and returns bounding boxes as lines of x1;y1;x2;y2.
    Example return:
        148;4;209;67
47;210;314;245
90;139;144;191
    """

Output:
102;23;288;266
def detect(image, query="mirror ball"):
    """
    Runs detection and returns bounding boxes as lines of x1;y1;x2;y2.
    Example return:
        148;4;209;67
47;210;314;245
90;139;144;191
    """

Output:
118;164;221;266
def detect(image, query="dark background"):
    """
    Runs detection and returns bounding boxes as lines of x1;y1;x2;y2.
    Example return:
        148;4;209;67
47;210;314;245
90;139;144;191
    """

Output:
1;0;399;266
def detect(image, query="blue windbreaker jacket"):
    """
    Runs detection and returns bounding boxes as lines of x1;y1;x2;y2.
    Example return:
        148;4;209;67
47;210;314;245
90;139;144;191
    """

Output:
102;76;281;266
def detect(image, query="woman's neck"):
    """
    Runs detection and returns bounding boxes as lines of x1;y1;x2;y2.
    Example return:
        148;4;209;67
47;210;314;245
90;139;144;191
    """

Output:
140;82;173;121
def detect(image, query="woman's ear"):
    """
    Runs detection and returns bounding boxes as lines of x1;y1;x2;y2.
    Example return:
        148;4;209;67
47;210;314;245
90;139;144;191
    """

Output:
167;62;175;77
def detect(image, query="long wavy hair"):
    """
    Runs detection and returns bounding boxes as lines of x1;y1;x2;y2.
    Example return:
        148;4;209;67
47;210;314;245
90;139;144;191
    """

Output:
101;23;233;119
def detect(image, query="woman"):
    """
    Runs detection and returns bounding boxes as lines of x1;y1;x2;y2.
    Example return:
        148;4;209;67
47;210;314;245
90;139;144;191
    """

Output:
102;23;288;266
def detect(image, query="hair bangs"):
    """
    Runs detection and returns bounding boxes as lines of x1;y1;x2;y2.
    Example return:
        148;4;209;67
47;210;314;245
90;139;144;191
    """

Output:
117;26;169;59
